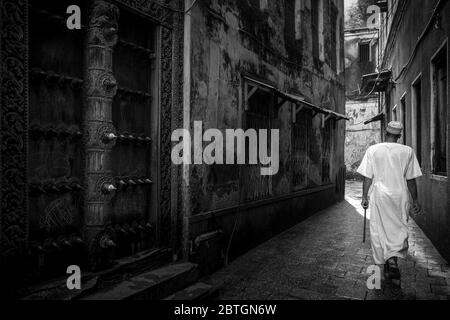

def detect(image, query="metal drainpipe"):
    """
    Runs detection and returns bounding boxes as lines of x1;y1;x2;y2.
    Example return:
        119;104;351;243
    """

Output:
377;26;385;143
379;92;384;143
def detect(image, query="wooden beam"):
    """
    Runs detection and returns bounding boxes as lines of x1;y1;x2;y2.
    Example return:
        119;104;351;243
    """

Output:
295;105;305;114
247;86;258;100
292;104;306;123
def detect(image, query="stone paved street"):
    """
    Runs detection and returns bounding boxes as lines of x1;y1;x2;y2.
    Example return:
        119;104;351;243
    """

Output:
203;181;450;300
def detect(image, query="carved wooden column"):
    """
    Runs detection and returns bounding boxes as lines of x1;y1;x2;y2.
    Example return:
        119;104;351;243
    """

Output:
84;0;119;268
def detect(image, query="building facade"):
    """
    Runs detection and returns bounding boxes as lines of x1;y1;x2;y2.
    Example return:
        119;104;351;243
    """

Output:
372;0;449;261
0;0;347;293
344;27;382;178
184;0;347;273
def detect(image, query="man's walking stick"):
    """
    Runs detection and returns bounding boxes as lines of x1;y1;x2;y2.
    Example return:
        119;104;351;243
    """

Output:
363;208;367;243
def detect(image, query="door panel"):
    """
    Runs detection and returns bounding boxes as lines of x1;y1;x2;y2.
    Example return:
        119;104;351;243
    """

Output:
111;8;157;257
28;0;88;278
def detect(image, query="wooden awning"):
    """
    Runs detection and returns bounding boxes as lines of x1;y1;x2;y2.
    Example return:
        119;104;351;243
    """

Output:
277;92;350;123
364;112;385;125
242;76;349;123
361;70;392;93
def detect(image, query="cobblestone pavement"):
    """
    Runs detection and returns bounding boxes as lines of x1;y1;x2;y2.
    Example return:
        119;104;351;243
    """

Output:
203;181;450;300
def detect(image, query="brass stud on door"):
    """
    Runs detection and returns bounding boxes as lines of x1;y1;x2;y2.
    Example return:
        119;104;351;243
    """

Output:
103;132;118;143
102;183;117;194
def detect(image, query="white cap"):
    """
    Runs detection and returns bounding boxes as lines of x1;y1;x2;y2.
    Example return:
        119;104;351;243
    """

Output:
386;121;403;135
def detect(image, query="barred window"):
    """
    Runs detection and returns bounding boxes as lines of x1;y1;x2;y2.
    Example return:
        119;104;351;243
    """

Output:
311;0;320;60
241;79;277;201
292;109;311;190
322;120;333;184
359;42;370;62
330;3;338;71
285;0;296;46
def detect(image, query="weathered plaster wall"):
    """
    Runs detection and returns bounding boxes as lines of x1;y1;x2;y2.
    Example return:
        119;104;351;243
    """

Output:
345;99;381;178
184;0;346;271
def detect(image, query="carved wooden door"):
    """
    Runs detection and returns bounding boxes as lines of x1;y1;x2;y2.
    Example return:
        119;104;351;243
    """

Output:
26;0;160;278
28;0;89;278
110;7;159;258
1;0;179;283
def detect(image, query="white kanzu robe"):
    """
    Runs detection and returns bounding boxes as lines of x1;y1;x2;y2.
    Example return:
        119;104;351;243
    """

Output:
357;143;422;265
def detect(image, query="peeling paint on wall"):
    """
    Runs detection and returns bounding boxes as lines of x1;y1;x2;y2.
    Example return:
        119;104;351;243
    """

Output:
186;0;346;214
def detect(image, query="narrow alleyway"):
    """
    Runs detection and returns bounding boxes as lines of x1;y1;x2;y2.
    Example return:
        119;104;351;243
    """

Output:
203;181;450;300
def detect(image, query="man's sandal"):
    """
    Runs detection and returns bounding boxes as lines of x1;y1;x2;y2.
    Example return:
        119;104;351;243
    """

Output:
385;257;401;280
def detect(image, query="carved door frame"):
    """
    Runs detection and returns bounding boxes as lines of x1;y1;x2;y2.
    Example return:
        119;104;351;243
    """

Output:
0;0;30;261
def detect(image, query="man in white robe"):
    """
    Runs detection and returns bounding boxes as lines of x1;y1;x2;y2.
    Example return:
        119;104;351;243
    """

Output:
357;121;422;280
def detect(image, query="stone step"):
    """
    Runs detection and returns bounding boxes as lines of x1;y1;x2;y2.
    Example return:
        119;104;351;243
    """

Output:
93;248;173;292
21;248;173;300
81;262;199;300
164;282;219;301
